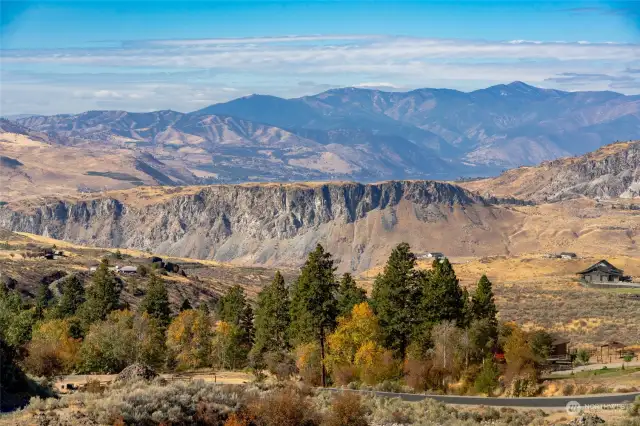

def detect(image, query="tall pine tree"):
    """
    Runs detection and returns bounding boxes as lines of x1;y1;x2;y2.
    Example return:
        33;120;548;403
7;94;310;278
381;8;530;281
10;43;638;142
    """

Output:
289;244;338;387
251;271;290;360
34;283;53;319
371;242;421;360
421;258;466;325
56;275;85;318
217;285;247;325
140;273;171;328
336;273;367;317
79;259;120;326
471;275;498;339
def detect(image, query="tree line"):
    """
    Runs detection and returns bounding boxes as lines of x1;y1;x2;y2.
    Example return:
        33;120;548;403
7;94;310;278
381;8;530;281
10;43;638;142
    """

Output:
0;243;556;395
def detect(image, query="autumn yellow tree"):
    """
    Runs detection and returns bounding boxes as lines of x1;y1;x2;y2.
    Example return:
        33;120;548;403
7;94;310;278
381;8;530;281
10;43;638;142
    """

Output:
166;309;213;370
327;302;380;369
24;319;81;376
354;341;399;385
326;302;399;385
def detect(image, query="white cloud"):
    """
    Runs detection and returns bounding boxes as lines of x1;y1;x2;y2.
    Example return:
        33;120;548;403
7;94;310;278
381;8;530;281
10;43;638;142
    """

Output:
94;90;123;99
355;82;402;89
1;35;639;114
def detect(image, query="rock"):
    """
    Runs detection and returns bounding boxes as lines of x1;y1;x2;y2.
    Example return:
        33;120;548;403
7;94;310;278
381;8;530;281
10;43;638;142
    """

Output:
115;363;157;383
0;181;510;272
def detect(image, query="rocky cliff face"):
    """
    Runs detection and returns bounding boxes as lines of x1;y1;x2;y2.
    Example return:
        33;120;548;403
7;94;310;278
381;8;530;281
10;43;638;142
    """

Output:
0;181;519;271
461;141;640;202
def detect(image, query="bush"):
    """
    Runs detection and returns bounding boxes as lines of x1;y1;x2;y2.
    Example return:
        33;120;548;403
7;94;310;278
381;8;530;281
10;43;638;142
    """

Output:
296;343;322;386
324;392;368;426
576;349;591;365
331;364;359;387
84;379;242;425
630;396;640;417
137;264;149;277
247;387;320;426
562;384;575;396
264;351;297;381
474;359;499;396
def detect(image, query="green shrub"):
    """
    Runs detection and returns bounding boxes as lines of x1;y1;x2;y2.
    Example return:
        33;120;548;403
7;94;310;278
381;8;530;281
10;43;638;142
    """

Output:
474;359;499;396
576;349;591;365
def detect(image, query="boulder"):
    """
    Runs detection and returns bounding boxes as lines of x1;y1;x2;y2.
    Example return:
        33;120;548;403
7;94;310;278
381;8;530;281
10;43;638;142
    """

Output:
115;363;157;383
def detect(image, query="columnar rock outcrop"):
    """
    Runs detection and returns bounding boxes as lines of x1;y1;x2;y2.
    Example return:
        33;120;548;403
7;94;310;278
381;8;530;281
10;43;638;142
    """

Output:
0;181;512;271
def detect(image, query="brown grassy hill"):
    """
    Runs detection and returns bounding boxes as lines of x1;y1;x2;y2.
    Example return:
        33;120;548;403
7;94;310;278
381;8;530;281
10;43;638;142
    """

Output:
0;132;197;204
0;231;297;312
459;140;640;202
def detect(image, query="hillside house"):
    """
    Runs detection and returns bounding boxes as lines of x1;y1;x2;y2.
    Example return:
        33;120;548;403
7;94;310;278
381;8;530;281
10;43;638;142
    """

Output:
577;260;624;283
426;252;445;260
119;266;138;274
560;252;577;259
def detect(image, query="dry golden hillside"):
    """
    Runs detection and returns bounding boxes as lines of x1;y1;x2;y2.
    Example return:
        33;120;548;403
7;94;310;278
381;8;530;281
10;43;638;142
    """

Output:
360;253;640;346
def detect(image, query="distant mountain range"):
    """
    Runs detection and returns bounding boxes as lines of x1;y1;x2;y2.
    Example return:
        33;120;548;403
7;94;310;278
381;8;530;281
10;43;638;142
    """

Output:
9;82;640;182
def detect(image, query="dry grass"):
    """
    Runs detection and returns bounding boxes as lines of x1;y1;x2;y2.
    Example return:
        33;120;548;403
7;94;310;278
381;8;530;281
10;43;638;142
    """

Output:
360;254;640;346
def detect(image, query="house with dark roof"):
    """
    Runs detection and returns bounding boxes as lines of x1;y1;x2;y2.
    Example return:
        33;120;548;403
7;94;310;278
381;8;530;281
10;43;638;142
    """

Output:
577;260;625;284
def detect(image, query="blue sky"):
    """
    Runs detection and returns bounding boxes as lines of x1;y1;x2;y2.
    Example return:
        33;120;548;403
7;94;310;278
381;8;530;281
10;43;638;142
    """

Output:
1;0;639;114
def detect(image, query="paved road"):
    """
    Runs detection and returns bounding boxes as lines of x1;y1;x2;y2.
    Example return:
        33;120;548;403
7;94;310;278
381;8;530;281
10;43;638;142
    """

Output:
326;388;640;408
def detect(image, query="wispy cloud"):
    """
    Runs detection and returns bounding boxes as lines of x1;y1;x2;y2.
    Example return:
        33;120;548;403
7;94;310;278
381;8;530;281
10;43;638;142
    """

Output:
1;35;639;114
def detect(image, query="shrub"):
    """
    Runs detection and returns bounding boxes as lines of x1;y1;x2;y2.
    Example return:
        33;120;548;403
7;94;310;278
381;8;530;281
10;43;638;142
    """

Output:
83;379;242;425
354;341;400;385
23;319;80;377
296;343;322;386
629;396;640;417
404;357;436;391
247;387;320;426
324;392;368;426
82;379;105;394
474;359;499;396
137;264;149;277
331;364;359;386
264;351;297;381
562;384;575;396
576;349;591;365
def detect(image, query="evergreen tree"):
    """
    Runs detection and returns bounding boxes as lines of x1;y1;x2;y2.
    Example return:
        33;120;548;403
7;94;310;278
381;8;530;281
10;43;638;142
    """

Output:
289;244;338;387
56;275;85;318
79;259;120;326
471;275;498;339
34;283;53;319
371;243;421;359
140;273;171;328
336;273;367;317
251;271;291;362
217;285;247;326
421;258;466;325
179;299;193;311
239;303;255;344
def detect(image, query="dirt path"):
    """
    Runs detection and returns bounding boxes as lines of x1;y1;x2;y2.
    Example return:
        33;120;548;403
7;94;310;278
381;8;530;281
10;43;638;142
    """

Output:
54;370;252;392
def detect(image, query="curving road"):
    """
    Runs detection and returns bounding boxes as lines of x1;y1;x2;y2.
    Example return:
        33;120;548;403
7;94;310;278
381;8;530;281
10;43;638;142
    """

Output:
325;388;640;408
